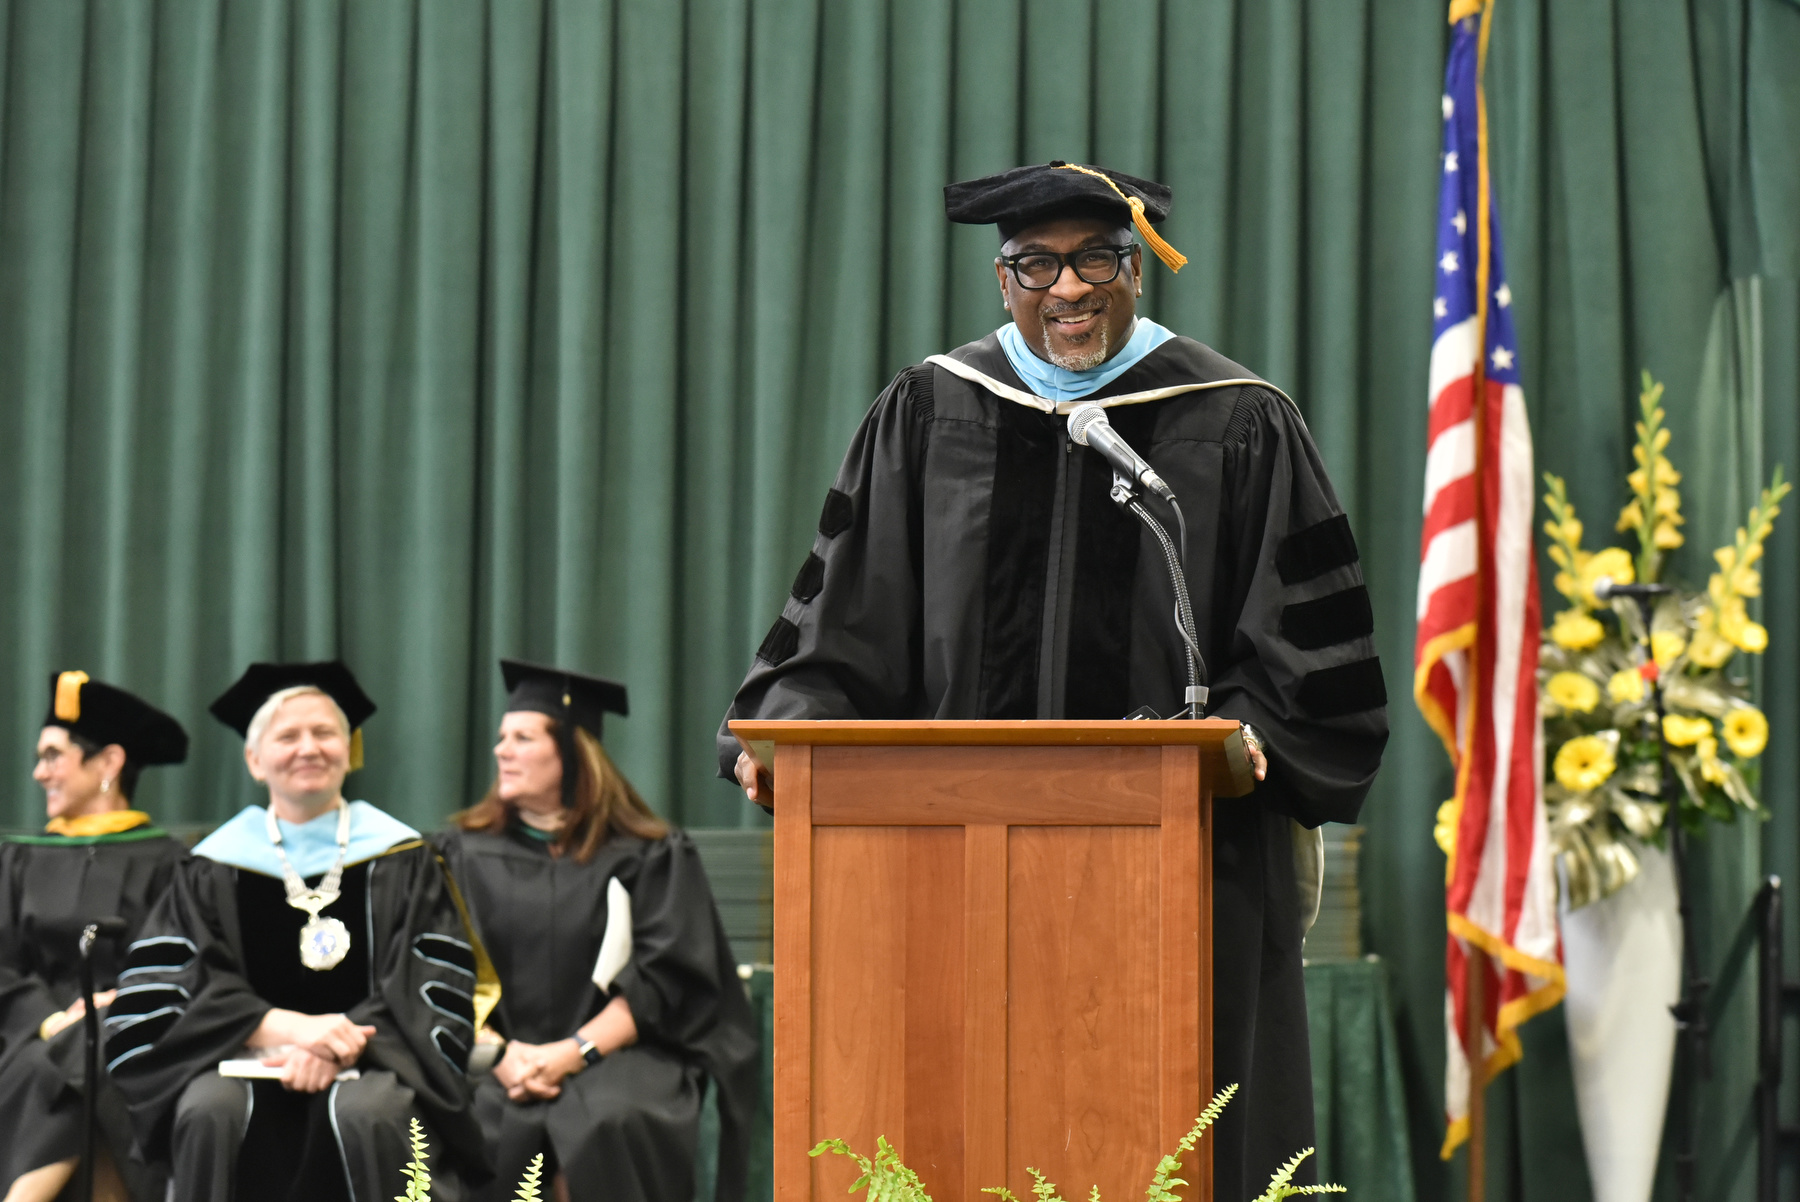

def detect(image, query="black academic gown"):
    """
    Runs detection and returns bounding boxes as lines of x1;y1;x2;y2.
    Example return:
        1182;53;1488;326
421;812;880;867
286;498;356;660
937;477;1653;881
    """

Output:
0;823;186;1198
716;331;1388;1198
104;840;490;1199
434;824;759;1202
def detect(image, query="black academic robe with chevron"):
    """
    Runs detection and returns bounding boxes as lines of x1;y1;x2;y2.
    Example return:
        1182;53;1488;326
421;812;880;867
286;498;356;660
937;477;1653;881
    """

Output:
0;825;187;1199
716;330;1388;1199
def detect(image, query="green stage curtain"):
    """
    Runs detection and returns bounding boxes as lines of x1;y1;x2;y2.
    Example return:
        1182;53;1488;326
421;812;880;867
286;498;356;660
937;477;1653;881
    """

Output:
0;2;1796;1199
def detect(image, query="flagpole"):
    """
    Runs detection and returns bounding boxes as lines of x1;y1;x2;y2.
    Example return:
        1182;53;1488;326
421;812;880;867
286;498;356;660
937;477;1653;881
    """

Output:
1464;3;1496;1199
1464;947;1488;1202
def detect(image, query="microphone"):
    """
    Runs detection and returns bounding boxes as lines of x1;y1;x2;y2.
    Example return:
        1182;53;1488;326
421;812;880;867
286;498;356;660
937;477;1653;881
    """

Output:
1592;577;1673;602
1068;404;1174;502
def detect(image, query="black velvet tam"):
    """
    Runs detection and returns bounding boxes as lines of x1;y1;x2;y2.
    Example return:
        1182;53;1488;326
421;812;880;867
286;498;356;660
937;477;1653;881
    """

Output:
209;661;377;737
500;659;628;741
944;160;1172;240
42;671;188;765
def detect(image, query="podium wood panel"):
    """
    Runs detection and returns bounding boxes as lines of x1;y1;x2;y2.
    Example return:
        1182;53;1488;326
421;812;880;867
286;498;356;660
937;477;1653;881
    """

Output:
739;722;1226;1202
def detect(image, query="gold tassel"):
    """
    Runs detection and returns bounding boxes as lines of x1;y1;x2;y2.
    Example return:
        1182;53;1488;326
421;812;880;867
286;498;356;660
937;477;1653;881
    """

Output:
1053;163;1187;273
349;727;364;772
54;671;89;722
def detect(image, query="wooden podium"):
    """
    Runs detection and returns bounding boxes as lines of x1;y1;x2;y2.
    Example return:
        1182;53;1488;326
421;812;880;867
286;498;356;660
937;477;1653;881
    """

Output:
730;720;1253;1202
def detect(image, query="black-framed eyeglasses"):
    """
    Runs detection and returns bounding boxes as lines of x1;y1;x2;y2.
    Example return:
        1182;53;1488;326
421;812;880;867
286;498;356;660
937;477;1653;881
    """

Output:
997;243;1139;290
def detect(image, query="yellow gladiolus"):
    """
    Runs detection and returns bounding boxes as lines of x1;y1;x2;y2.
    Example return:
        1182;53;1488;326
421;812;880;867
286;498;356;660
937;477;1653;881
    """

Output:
1722;708;1769;758
1607;668;1647;704
1434;799;1458;855
1734;621;1769;654
1661;713;1713;747
1654;521;1684;549
1650;630;1686;669
1546;671;1601;714
1687;627;1734;669
1554;735;1617;793
1697;736;1731;786
1577;547;1635;606
1550;609;1606;651
1615;500;1642;533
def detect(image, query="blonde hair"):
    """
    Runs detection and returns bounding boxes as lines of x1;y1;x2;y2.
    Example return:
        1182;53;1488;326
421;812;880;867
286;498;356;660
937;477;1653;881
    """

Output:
245;685;351;751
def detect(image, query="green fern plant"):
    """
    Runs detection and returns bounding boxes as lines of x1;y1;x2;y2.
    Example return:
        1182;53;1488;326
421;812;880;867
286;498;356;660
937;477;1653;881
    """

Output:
809;1134;935;1202
817;1083;1344;1202
514;1153;546;1201
395;1117;432;1201
1248;1148;1345;1201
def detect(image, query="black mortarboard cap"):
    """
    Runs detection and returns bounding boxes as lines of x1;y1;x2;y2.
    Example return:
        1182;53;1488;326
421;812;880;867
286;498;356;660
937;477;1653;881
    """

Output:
500;660;629;742
944;161;1185;271
43;671;188;766
501;660;629;812
209;661;378;739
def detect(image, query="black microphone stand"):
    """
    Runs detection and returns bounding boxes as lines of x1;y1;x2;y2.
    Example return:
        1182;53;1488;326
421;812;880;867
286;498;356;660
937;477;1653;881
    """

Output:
77;921;104;1202
74;916;126;1202
1108;471;1208;718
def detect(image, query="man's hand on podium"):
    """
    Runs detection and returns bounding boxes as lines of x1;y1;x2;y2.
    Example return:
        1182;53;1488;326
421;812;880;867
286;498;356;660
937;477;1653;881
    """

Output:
735;751;773;806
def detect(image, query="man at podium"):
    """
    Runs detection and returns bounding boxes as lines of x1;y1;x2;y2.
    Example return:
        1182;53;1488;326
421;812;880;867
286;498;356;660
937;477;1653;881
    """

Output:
717;161;1387;1198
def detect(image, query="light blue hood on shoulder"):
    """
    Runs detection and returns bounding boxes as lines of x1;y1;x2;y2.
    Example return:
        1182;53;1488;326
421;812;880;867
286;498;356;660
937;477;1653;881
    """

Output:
194;801;421;879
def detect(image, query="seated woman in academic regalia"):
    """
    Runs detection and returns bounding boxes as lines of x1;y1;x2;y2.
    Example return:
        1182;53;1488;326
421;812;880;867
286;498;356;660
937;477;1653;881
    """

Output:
435;661;759;1202
104;661;493;1202
0;672;189;1202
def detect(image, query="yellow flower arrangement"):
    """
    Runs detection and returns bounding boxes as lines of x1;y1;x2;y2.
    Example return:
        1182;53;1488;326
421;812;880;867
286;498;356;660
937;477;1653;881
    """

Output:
1554;735;1617;792
1722;707;1769;759
1546;671;1600;714
1578;547;1636;608
1530;374;1787;910
1607;668;1646;704
1550;609;1605;650
1696;735;1731;787
1687;624;1734;669
1434;799;1458;856
1650;630;1687;670
1615;374;1684;579
1661;713;1713;747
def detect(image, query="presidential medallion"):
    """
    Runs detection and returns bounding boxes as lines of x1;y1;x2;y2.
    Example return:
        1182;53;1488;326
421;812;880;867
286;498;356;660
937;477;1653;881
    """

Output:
299;914;352;971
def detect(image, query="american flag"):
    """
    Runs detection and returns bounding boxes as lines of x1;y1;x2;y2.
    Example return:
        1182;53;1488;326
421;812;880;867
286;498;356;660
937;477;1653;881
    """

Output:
1414;0;1563;1157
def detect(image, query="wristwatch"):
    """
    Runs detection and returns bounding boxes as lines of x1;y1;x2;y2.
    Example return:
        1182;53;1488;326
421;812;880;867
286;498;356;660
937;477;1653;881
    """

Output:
576;1038;603;1068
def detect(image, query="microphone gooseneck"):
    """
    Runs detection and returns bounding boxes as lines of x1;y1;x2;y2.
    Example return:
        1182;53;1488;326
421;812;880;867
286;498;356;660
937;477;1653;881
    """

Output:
1592;576;1674;602
1069;404;1176;502
1068;404;1209;717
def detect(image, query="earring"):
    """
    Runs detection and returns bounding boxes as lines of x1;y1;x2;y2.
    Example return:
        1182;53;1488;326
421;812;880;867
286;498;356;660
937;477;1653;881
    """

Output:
101;778;112;794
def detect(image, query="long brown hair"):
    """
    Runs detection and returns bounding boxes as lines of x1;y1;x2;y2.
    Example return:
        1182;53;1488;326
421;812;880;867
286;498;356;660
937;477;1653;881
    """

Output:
456;720;667;862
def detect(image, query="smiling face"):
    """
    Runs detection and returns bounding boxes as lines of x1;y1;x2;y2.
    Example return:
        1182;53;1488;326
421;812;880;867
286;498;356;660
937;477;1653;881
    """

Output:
245;692;350;813
494;710;564;816
995;215;1141;371
34;726;125;820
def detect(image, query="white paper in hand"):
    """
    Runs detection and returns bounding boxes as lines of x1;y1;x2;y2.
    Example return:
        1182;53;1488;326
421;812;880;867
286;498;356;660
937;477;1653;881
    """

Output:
591;876;632;990
218;1059;360;1082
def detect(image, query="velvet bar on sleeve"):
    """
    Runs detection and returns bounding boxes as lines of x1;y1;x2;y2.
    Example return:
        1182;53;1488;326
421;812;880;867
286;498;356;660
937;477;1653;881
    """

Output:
715;330;1388;1201
435;824;760;1202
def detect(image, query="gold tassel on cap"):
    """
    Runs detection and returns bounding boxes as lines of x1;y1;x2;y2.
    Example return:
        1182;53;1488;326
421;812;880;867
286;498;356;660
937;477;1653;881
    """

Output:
348;728;365;772
54;671;89;722
1053;162;1188;273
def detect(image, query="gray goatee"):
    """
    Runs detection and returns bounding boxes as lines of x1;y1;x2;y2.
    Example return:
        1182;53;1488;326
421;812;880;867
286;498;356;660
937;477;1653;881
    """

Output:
1042;319;1110;372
